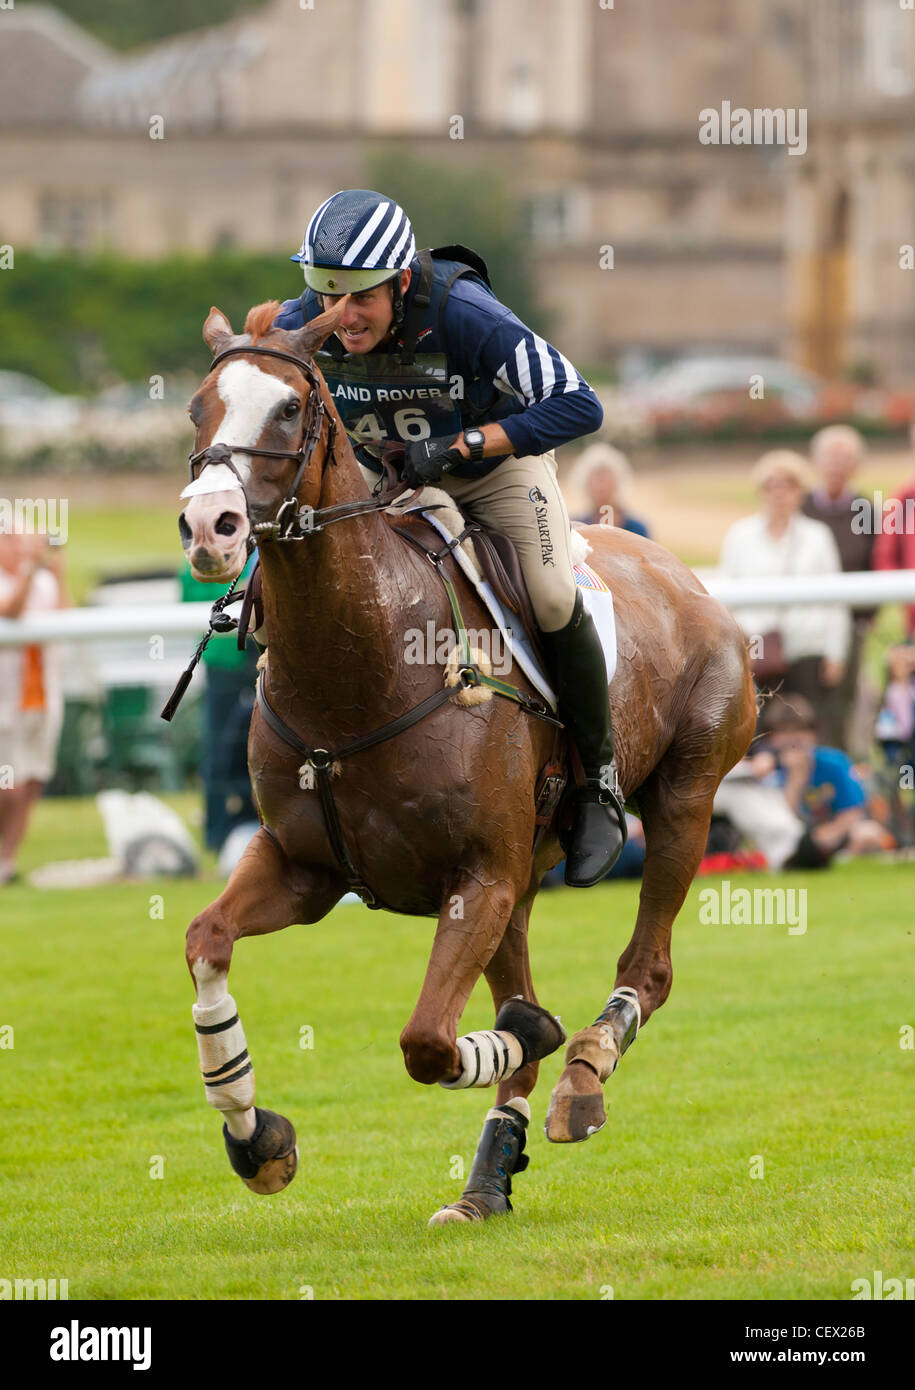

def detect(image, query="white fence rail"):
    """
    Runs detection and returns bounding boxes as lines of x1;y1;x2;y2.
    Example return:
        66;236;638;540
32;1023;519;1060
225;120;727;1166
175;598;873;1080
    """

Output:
2;570;915;646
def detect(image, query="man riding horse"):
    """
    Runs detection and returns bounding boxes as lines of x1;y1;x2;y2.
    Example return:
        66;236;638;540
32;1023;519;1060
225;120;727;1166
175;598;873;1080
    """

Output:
272;188;626;887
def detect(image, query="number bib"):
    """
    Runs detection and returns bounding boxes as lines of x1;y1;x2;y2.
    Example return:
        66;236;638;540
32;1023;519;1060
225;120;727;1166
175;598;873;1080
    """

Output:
317;351;464;460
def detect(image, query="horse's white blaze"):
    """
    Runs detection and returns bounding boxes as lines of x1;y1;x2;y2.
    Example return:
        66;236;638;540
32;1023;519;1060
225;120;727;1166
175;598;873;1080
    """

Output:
211;359;296;481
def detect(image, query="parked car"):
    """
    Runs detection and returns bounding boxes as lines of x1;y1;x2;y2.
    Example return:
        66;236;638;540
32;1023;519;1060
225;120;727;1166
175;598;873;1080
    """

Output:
626;355;823;437
0;370;82;432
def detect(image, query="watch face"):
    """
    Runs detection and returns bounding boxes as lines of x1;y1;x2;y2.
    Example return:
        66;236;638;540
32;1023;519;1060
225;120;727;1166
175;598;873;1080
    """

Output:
465;430;485;457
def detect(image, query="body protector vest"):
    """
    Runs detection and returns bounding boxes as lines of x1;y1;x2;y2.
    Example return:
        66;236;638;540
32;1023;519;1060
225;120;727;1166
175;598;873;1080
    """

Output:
275;247;520;477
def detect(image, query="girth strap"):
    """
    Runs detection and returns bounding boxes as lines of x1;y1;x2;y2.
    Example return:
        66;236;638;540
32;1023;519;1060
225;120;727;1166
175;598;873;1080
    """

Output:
255;671;470;909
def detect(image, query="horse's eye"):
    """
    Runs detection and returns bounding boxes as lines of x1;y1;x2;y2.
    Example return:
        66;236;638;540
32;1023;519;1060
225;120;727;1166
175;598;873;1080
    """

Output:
282;400;300;419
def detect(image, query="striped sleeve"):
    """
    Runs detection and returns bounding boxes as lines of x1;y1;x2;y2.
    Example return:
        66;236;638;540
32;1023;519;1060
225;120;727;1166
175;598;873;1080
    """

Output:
494;333;584;404
479;320;603;457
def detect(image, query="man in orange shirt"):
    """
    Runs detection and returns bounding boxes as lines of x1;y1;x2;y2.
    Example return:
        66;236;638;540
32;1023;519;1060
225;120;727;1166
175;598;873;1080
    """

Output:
0;531;68;885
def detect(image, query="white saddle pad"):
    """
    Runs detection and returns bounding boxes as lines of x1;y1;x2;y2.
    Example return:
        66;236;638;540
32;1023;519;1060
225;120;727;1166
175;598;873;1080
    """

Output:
410;510;618;712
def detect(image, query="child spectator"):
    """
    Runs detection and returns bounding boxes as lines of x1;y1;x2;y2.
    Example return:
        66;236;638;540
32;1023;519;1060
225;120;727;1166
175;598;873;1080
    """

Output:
759;695;888;857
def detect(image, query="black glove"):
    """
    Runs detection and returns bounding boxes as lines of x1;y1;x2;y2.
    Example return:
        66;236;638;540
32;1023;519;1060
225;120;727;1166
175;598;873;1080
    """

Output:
402;436;466;489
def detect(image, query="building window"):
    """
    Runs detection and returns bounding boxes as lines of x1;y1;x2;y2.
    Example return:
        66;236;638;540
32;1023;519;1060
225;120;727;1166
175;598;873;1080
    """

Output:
865;0;913;96
38;194;112;253
505;59;538;132
524;188;589;247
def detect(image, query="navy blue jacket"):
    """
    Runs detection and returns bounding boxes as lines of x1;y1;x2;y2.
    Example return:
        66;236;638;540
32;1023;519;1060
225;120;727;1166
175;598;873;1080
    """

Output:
273;252;603;478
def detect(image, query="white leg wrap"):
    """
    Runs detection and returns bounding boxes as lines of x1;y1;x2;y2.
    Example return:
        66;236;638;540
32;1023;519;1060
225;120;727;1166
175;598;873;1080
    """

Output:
438;1030;525;1090
193;993;256;1113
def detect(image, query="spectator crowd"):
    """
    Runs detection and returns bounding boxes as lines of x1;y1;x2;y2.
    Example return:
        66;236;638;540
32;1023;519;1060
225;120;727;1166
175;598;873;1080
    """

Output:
4;418;915;887
553;421;915;885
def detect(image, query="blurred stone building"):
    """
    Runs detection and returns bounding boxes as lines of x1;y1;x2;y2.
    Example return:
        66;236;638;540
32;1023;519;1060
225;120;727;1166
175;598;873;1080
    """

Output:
2;0;914;381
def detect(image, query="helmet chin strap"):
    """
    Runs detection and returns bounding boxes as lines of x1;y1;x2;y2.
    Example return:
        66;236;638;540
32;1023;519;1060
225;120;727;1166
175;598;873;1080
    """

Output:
390;274;406;331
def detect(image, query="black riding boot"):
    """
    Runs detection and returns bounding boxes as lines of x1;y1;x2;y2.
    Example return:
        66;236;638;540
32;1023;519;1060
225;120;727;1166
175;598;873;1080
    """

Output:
542;591;627;887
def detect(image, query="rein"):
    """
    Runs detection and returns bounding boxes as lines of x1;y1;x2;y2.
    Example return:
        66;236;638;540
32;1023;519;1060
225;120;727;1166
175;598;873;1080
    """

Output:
167;339;565;910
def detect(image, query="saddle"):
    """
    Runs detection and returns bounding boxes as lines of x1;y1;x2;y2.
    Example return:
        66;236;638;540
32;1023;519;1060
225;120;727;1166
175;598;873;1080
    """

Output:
386;504;550;675
383;503;566;842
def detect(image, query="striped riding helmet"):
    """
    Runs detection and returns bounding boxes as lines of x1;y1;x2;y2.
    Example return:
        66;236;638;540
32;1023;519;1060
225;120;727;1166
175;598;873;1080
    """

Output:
290;189;416;295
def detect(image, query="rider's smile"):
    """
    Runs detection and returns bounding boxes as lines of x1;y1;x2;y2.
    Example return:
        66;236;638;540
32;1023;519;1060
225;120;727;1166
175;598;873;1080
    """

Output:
321;270;412;355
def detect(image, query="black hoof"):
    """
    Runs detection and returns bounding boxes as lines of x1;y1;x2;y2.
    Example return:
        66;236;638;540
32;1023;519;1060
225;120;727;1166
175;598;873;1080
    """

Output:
223;1107;298;1195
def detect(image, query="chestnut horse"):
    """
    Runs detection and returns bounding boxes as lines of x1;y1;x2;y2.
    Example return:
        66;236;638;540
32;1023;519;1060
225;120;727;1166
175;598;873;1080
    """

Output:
177;296;756;1225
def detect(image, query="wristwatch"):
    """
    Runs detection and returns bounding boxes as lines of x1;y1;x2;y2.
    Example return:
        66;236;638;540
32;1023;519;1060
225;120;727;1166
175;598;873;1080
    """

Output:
462;429;486;463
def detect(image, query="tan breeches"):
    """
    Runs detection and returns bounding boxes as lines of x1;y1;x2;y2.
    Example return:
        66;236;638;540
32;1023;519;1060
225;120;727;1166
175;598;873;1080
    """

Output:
437;451;578;634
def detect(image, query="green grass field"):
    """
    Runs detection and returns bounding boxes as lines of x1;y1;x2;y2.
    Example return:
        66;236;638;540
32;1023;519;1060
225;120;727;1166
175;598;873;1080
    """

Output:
1;795;912;1301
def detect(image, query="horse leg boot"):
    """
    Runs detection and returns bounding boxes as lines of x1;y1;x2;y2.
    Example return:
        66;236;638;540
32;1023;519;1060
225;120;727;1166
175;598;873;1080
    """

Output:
186;830;344;1193
541;590;627;887
191;960;298;1195
429;903;562;1225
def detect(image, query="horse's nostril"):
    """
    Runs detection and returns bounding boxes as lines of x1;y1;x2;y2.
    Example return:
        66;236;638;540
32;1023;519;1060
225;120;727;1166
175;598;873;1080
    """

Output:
178;513;192;547
215;512;240;537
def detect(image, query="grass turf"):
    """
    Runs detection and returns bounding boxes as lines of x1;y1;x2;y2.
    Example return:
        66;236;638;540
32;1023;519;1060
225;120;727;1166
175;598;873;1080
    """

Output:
0;795;912;1300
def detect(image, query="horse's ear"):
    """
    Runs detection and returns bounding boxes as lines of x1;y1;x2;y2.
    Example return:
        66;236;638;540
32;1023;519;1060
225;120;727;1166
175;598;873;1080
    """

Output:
203;307;236;356
288;296;350;356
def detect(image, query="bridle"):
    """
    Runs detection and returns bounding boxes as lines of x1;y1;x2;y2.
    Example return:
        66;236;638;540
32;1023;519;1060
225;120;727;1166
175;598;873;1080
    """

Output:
186;343;409;542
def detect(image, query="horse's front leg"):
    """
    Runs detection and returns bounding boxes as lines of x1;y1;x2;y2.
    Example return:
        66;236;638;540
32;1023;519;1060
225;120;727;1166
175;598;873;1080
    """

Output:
400;870;561;1085
186;827;343;1193
427;897;564;1226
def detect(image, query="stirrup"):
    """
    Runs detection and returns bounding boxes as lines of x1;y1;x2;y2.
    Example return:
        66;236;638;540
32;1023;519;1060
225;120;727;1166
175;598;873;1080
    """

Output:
562;767;628;887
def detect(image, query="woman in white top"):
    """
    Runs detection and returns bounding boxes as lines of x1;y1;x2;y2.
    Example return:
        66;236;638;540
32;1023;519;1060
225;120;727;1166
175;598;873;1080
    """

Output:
719;450;850;738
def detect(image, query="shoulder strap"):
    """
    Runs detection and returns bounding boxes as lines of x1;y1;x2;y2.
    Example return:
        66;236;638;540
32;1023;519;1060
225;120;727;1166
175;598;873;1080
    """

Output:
433;247;493;344
396;249;435;364
437;264;477;345
432;245;492;288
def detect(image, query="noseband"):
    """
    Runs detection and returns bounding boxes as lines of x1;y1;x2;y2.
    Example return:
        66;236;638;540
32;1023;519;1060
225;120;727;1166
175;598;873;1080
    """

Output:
187;345;337;541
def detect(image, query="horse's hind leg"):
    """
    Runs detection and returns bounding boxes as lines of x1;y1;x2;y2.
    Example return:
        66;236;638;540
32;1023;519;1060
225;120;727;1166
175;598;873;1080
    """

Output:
428;899;563;1226
186;827;343;1193
545;677;754;1142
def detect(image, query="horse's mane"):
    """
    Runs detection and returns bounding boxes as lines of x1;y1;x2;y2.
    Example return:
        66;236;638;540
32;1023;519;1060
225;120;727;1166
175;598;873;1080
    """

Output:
244;300;283;344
